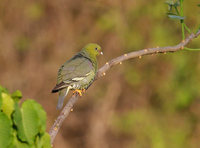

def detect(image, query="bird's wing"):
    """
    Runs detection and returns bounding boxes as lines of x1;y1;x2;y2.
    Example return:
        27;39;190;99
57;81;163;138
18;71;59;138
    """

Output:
52;54;94;92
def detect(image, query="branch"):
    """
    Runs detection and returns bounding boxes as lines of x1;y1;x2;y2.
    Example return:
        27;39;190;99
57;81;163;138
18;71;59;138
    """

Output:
49;30;200;145
49;94;79;144
97;31;200;78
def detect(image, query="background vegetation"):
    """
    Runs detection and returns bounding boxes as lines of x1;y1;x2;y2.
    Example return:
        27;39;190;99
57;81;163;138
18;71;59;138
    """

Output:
0;0;200;147
0;86;51;148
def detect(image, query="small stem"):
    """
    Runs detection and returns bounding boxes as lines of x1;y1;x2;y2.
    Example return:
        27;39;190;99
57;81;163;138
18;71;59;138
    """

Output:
184;24;192;34
180;0;185;40
195;25;200;33
174;6;180;15
184;47;200;51
180;0;184;15
181;23;185;39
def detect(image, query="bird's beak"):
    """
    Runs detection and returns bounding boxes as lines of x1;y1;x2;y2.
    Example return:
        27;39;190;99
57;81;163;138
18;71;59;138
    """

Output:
100;51;103;55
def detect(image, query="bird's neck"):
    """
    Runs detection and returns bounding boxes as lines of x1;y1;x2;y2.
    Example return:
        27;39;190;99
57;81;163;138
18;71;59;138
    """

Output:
80;51;98;69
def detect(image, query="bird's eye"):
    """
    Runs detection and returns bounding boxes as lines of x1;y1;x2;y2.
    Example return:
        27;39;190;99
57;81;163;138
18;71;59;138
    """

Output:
95;47;98;50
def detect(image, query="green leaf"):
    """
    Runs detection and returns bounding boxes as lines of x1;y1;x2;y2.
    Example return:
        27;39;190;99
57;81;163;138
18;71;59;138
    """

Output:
12;90;22;102
168;15;185;20
41;133;51;148
36;133;51;148
0;86;9;109
13;103;28;142
13;100;47;144
1;93;15;118
14;141;30;148
0;95;2;110
0;112;13;148
34;101;46;133
197;4;200;7
0;85;8;94
8;131;30;148
165;1;180;7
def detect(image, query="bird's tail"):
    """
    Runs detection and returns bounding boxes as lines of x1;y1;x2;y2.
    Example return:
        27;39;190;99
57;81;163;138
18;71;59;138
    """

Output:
56;87;70;110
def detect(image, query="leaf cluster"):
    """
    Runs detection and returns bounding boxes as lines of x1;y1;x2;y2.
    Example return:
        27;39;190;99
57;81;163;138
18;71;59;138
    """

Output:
166;0;184;20
0;86;51;148
166;0;200;51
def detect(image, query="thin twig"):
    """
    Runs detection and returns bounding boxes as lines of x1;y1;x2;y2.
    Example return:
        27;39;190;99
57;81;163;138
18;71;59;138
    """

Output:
49;30;200;145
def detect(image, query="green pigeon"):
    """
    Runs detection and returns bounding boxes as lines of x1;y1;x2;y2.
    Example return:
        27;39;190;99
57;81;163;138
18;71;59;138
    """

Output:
52;43;103;109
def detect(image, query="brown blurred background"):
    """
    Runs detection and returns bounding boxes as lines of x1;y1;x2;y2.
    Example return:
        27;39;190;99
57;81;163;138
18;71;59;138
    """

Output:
1;0;200;147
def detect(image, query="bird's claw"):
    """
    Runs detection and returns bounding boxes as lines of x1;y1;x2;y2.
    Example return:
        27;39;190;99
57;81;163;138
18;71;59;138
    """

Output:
73;89;86;96
82;89;86;93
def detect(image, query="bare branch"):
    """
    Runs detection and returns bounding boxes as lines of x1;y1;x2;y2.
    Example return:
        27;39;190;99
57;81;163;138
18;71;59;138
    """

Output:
49;94;79;144
49;30;200;145
97;31;200;78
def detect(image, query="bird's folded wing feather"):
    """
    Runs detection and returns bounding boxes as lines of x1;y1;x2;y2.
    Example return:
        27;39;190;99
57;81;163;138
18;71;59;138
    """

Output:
57;54;94;87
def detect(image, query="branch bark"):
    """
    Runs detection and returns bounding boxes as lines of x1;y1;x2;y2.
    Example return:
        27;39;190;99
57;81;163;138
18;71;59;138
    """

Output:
49;94;79;144
49;30;200;145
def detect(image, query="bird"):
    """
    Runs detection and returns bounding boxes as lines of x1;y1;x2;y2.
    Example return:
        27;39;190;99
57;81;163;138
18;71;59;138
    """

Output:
52;43;103;109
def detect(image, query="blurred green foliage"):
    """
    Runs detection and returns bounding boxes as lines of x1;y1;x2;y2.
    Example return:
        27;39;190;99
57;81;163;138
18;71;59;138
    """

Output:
0;0;200;147
113;110;191;148
0;86;51;148
15;36;30;52
25;2;44;20
109;0;200;147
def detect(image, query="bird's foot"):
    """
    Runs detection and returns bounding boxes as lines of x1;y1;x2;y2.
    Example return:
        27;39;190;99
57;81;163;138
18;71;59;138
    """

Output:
73;89;84;96
82;89;86;93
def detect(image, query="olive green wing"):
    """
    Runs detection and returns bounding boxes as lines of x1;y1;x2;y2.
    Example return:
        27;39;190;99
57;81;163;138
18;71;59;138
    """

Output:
52;54;95;92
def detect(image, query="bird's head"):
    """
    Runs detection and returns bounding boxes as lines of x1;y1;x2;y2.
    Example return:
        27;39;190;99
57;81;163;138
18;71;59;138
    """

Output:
82;43;103;57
